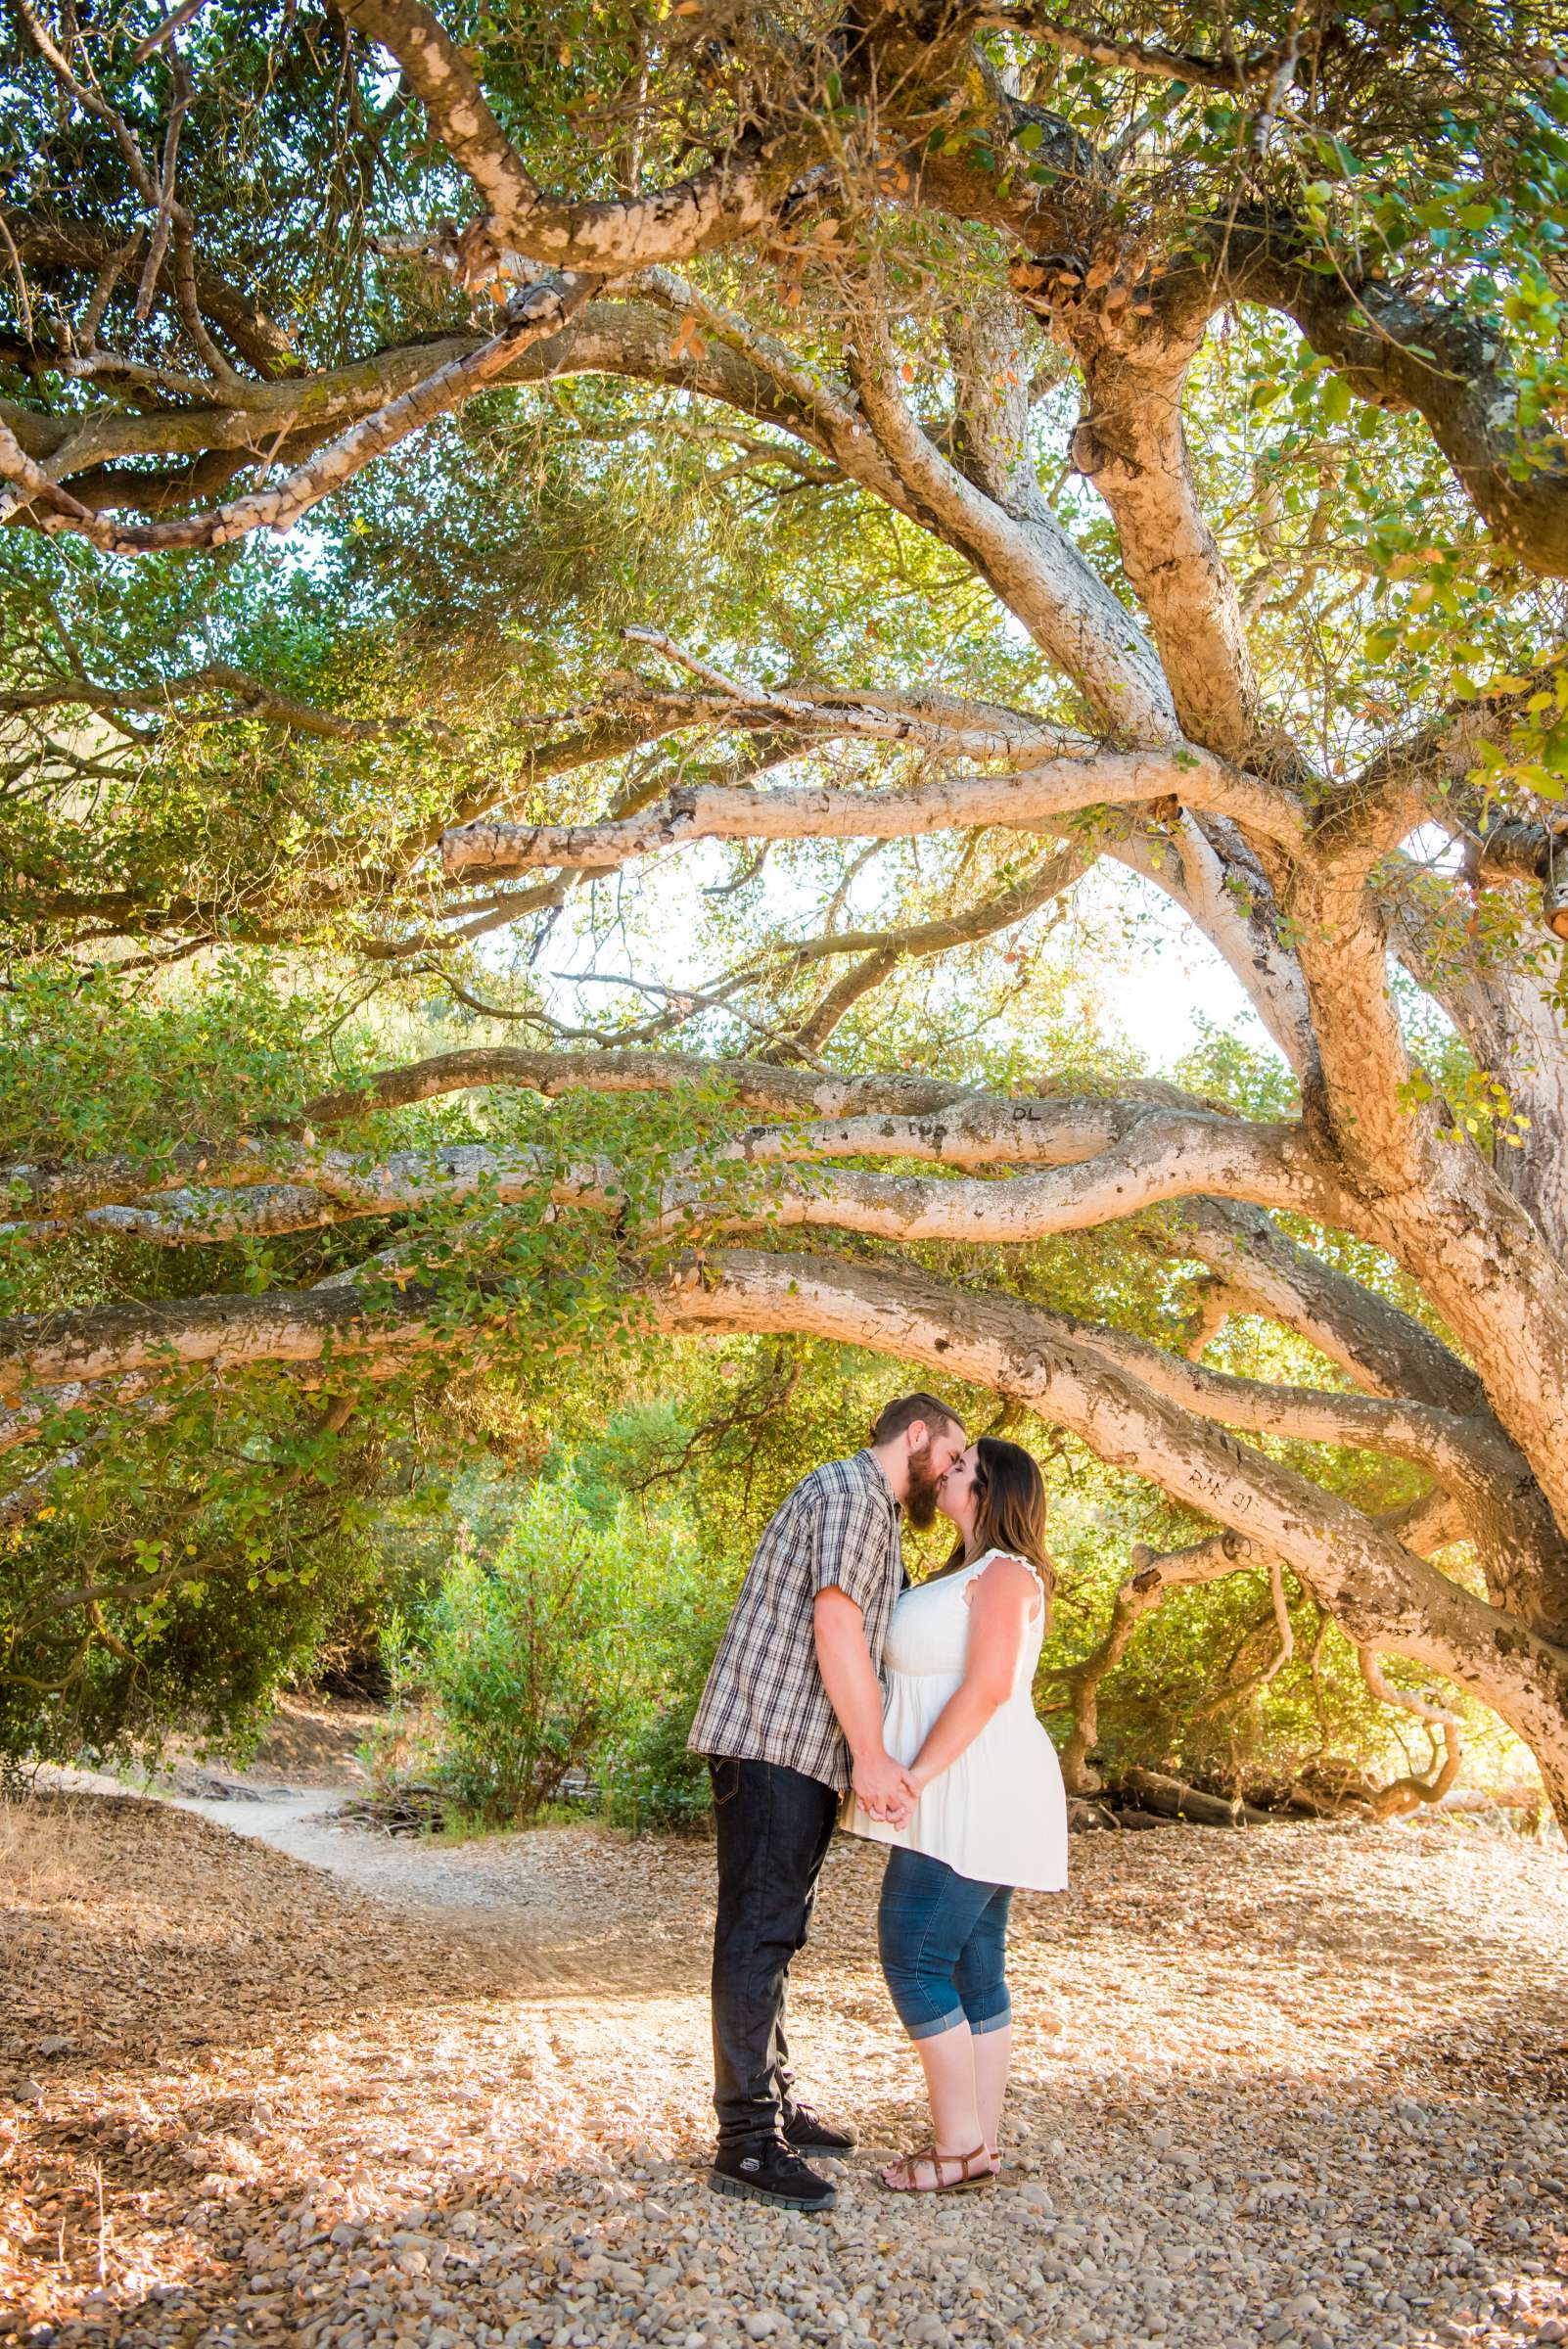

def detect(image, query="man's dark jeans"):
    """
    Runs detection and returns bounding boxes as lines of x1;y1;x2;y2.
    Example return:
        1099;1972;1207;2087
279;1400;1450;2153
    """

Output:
709;1754;840;2149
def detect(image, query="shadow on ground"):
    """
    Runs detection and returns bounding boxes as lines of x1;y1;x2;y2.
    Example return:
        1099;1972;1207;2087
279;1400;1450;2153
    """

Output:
3;1790;1566;2349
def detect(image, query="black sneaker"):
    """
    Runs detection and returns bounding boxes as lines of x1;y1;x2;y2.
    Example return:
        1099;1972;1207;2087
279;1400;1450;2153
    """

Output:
709;2139;839;2211
783;2103;859;2153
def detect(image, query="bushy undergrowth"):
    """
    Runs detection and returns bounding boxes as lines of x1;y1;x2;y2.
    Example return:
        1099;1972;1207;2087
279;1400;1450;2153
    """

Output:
1038;1495;1533;1809
361;1387;1542;1841
370;1462;730;1830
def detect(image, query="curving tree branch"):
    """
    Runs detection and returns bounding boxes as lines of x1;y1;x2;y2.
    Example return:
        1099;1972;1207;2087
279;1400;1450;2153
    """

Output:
844;286;1177;738
339;0;815;269
0;275;598;548
441;748;1304;881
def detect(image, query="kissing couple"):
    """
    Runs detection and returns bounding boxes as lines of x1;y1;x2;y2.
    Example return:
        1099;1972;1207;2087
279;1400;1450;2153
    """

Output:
688;1391;1068;2210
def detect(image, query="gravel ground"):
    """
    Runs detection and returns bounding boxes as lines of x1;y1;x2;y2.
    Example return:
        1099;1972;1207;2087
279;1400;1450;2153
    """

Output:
2;1789;1566;2349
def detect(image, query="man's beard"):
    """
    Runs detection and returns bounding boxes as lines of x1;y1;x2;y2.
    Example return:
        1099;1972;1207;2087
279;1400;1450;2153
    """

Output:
903;1441;944;1531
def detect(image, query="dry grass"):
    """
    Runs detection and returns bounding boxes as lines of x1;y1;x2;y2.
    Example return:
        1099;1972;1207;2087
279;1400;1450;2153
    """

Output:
0;1802;101;1911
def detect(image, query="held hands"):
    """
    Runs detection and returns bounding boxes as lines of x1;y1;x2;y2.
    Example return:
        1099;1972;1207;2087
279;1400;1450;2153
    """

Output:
853;1746;919;1828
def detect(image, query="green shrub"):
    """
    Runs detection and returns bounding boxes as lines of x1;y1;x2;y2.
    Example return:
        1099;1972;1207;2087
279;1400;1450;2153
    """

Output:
598;1587;732;1835
424;1475;702;1824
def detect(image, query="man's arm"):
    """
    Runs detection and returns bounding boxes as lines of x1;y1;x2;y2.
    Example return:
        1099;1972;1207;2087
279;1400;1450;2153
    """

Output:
813;1588;915;1825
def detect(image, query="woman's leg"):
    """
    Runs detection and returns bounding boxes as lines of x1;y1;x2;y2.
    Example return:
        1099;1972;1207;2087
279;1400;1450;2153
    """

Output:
971;2022;1012;2162
953;1885;1015;2160
907;2020;983;2173
877;1849;1001;2186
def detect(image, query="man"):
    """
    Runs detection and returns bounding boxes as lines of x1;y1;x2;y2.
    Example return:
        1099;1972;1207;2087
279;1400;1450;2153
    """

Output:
689;1392;968;2211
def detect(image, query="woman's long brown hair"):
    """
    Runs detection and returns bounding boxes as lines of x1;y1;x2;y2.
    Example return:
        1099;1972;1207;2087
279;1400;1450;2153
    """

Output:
931;1436;1055;1615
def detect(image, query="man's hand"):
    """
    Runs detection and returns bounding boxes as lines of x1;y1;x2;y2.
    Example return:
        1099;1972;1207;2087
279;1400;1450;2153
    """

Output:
853;1747;918;1826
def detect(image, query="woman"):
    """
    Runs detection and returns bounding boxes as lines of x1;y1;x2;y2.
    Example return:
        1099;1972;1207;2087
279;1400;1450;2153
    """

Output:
849;1435;1067;2193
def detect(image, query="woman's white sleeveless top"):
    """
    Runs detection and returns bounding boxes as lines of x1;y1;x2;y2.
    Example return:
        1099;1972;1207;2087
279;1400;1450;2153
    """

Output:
848;1547;1068;1893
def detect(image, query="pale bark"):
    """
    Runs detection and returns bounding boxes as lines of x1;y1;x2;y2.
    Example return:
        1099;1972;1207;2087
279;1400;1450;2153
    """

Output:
0;1089;1335;1226
738;1098;1309;1174
1355;1168;1568;1590
945;291;1041;525
441;750;1303;881
844;298;1177;739
1049;1320;1526;1500
0;1374;159;1460
614;633;1081;763
292;1045;1067;1131
1065;313;1263;757
1384;1488;1468;1559
1386;878;1568;1259
0;275;597;550
1222;807;1568;1552
1176;1199;1568;1616
0;1283;446;1388
1173;1199;1486;1416
2;1120;1341;1259
0;1226;1509;1518
339;0;810;270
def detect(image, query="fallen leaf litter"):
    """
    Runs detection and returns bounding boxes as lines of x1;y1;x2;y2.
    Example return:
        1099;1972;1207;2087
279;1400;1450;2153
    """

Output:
2;1786;1565;2349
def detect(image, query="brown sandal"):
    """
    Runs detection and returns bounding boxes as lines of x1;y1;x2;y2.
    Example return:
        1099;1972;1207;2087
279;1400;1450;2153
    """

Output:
880;2143;996;2194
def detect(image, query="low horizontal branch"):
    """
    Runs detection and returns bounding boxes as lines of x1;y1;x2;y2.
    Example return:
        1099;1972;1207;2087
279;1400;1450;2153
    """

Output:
1060;1316;1529;1497
441;750;1303;882
292;1044;1054;1130
741;1098;1300;1172
4;1240;1561;1747
40;1130;1324;1249
3;1094;1336;1222
0;1058;1230;1208
0;1220;1513;1505
0;1279;438;1391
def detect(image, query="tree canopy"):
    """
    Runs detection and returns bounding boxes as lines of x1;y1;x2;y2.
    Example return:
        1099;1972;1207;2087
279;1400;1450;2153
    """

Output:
3;0;1568;1821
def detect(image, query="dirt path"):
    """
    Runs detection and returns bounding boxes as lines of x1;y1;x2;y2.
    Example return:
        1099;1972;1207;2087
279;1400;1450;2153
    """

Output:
3;1782;1567;2349
168;1796;631;1947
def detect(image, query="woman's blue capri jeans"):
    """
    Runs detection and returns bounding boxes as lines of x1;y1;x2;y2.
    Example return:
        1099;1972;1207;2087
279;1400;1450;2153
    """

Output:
877;1845;1014;2041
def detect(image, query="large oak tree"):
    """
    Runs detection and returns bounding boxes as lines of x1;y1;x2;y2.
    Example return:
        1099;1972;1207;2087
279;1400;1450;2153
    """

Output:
4;0;1568;1816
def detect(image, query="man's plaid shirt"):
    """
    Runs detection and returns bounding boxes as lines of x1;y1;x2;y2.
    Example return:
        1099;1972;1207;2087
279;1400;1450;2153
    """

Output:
688;1450;903;1794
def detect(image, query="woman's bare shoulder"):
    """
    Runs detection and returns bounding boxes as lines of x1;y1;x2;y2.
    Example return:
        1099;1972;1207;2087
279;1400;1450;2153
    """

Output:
962;1549;1045;1606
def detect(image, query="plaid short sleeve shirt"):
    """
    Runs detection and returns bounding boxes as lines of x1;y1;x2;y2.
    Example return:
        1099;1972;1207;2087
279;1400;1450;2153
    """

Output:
688;1450;903;1794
